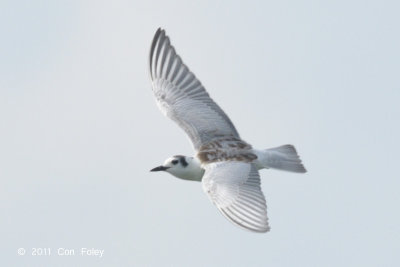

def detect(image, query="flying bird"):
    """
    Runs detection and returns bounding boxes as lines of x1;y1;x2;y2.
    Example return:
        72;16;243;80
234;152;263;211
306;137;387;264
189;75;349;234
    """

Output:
149;28;306;233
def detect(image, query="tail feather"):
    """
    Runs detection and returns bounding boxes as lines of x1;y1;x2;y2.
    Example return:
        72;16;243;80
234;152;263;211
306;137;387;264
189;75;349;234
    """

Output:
260;145;307;173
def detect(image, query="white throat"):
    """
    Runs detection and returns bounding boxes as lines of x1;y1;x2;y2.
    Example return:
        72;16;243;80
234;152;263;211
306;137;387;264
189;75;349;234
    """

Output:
168;156;205;182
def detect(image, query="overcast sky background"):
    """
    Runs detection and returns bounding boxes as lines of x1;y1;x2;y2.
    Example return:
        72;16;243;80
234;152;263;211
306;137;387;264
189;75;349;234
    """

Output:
1;0;399;266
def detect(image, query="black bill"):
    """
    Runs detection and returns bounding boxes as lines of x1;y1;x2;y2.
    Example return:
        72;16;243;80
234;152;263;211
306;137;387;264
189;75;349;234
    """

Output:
150;166;169;172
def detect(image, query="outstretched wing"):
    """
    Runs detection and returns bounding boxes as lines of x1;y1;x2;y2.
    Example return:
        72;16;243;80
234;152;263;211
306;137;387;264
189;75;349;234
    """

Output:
149;28;240;150
202;161;270;233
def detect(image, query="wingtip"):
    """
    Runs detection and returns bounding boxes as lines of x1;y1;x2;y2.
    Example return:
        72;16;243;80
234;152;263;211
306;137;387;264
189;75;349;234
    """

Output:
150;28;166;79
155;27;164;35
258;226;271;233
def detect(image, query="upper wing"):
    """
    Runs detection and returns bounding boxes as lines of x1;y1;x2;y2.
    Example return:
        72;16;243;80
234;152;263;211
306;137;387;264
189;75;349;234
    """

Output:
149;28;240;150
202;161;270;233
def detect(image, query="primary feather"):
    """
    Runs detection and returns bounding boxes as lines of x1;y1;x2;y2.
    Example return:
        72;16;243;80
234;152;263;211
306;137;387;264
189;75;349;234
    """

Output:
149;28;240;150
202;162;270;232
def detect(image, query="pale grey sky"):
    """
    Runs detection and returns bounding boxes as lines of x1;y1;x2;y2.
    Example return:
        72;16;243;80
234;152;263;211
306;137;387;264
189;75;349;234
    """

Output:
1;0;399;266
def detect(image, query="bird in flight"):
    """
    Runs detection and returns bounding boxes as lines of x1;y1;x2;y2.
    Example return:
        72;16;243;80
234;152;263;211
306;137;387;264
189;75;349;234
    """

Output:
149;28;306;233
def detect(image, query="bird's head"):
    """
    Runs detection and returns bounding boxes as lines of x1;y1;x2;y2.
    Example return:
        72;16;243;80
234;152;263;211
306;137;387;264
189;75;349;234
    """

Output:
150;155;204;181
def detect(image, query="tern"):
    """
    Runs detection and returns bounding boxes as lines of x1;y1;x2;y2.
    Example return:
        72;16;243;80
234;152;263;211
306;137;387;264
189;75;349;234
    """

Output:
149;28;306;233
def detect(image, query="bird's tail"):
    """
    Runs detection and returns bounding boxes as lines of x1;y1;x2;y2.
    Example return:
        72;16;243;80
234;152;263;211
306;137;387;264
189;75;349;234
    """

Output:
257;145;307;173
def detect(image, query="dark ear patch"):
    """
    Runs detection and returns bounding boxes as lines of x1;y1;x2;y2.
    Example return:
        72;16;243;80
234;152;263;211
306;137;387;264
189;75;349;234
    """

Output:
179;157;188;167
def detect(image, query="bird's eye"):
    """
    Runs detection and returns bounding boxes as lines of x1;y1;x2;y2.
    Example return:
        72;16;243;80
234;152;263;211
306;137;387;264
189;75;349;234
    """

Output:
171;160;178;165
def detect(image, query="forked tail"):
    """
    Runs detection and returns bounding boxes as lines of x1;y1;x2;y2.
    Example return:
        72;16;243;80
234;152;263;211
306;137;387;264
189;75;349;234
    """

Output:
257;145;307;173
